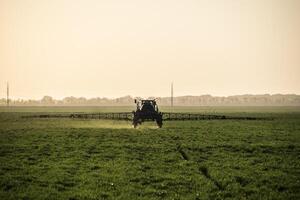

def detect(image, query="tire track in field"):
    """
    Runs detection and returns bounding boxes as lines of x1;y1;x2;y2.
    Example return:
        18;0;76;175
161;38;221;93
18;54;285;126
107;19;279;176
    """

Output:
177;145;189;161
198;165;224;190
176;144;225;191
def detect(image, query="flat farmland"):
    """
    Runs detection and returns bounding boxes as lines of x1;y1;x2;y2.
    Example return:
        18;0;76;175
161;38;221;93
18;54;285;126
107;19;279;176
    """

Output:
0;106;299;199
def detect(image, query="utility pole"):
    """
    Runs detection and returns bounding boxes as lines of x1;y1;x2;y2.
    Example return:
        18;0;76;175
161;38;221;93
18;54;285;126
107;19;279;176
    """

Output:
6;82;9;107
171;82;173;112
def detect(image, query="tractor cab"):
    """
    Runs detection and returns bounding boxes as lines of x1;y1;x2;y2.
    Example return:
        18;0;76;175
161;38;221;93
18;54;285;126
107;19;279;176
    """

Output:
133;99;162;128
140;100;158;113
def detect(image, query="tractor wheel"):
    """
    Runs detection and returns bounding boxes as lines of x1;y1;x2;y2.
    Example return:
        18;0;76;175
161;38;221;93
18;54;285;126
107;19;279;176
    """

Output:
156;114;163;128
156;118;163;128
133;117;139;128
132;112;138;128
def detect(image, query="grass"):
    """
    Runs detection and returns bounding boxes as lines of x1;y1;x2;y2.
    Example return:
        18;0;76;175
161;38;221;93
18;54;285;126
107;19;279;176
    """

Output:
0;106;299;199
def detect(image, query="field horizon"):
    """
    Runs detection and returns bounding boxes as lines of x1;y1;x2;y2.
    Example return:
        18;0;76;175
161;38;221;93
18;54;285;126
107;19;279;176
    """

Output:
1;94;300;107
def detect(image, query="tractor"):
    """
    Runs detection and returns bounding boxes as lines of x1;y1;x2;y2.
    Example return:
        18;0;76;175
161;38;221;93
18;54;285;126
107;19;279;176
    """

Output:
132;99;163;128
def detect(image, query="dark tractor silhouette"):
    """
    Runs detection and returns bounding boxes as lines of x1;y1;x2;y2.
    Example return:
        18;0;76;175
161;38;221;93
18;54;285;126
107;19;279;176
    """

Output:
132;99;163;128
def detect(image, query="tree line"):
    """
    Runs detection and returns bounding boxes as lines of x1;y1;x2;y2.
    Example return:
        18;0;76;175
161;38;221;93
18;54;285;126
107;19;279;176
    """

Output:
1;94;299;106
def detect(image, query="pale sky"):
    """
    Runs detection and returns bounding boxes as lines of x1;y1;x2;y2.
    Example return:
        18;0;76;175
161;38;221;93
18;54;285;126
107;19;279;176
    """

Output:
0;0;299;99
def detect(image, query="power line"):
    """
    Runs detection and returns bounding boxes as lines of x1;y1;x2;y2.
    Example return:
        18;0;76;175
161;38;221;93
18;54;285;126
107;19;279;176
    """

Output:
7;82;9;107
171;82;173;111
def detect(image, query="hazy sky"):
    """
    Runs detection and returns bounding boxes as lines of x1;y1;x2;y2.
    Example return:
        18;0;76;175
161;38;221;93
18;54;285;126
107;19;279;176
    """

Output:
0;0;299;99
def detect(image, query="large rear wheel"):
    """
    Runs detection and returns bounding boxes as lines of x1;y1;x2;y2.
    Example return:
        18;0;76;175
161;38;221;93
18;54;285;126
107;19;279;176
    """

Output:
156;115;163;128
157;123;162;128
132;113;139;128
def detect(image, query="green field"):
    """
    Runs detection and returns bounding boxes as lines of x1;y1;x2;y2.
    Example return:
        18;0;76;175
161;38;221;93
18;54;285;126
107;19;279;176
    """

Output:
0;106;299;199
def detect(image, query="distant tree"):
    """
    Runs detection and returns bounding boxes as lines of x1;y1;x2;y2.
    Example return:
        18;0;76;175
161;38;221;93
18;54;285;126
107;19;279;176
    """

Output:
41;96;55;105
0;98;6;106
